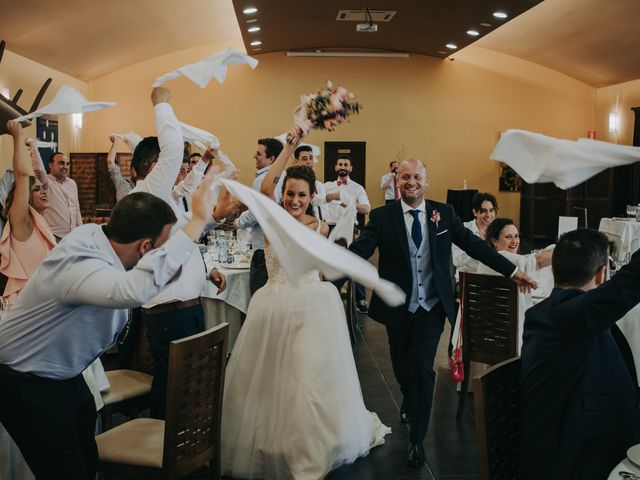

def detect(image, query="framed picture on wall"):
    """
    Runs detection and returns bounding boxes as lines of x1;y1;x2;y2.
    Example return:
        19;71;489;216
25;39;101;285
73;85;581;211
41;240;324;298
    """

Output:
499;162;522;192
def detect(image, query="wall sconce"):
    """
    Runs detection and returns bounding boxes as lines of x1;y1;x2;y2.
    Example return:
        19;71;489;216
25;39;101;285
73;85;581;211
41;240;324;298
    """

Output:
608;112;619;133
71;112;83;129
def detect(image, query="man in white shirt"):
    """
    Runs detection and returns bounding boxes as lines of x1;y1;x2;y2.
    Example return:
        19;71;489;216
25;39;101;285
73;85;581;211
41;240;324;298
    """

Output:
381;160;400;204
0;170;219;480
324;154;371;312
42;151;83;241
235;137;283;294
129;87;229;419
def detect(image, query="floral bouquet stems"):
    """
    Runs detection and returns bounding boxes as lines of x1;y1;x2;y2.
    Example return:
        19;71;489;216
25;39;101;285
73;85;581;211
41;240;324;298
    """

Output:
287;81;362;144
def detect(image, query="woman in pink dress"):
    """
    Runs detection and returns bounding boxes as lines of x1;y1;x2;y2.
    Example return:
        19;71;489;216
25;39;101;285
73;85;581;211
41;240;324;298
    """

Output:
0;121;56;308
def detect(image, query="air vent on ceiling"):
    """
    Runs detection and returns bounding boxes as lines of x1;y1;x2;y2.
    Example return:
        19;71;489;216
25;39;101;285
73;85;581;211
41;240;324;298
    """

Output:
336;10;397;22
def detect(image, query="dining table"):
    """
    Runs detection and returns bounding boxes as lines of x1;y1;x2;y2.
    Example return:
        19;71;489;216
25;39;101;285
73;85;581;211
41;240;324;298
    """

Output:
201;254;251;351
599;217;640;264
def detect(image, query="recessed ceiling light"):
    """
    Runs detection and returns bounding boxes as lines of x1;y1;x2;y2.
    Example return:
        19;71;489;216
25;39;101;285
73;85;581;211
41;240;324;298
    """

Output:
466;29;479;36
248;26;261;33
250;40;262;46
437;50;447;54
253;48;262;52
246;18;258;23
493;11;508;19
445;43;457;50
243;7;258;14
480;22;492;27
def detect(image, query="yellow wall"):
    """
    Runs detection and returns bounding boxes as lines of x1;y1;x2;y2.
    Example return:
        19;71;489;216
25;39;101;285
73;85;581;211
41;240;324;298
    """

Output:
85;43;595;221
0;49;88;170
595;78;640;146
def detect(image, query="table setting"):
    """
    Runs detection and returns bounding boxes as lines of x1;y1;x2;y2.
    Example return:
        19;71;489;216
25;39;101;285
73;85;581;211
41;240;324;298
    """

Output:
608;445;640;479
200;230;252;350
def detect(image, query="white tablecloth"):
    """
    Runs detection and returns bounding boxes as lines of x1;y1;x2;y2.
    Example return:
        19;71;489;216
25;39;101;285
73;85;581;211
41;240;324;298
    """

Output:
608;457;640;479
599;218;640;264
617;304;640;386
201;259;251;351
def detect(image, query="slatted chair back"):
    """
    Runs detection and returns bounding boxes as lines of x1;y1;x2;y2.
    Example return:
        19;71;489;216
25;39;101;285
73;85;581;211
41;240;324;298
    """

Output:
163;323;229;479
456;272;519;420
473;356;521;480
462;273;519;365
128;313;153;374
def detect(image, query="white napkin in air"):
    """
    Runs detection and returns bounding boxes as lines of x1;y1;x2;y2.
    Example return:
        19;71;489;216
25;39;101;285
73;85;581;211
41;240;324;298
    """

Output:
180;121;220;150
16;86;115;122
219;178;405;307
152;48;259;88
109;132;143;151
490;129;640;189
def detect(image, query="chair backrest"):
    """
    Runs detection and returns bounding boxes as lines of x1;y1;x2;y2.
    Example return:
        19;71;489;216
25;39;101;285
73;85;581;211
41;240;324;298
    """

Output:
163;323;229;480
128;311;153;374
461;272;519;365
473;356;521;480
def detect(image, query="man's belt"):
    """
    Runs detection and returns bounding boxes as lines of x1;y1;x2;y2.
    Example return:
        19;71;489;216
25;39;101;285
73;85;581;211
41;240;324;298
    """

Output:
141;298;201;316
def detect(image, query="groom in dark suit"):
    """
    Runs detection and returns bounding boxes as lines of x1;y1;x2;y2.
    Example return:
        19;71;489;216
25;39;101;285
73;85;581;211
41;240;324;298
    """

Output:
350;159;536;467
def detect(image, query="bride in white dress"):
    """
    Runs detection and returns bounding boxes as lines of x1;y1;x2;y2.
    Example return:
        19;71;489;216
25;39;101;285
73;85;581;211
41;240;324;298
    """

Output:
221;150;390;479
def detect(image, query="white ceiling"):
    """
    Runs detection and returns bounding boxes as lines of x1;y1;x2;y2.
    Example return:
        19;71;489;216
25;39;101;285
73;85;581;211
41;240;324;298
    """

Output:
1;0;639;87
0;0;242;81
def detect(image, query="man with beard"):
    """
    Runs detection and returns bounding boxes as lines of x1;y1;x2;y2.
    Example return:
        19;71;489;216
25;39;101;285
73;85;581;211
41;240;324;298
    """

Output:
325;154;371;312
381;160;400;205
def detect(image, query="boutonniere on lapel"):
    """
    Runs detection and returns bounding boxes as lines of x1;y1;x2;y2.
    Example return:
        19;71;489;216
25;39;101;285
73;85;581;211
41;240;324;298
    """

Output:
430;209;441;229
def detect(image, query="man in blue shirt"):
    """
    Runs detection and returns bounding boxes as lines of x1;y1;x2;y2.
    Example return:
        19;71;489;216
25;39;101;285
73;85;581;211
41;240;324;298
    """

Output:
0;166;219;480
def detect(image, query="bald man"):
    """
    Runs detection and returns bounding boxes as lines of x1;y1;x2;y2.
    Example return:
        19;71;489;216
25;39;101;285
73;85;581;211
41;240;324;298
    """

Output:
349;159;536;467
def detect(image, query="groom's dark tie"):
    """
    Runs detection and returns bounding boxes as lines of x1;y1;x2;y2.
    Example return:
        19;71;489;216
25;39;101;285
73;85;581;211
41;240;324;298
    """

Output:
409;210;422;248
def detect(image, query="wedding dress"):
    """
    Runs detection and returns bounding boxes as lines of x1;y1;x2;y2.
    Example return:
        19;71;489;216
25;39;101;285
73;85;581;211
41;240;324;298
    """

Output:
221;241;390;479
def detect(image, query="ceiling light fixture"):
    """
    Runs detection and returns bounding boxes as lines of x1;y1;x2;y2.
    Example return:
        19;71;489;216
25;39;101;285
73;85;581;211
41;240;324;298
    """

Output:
445;43;458;50
250;40;262;46
248;26;261;33
493;11;508;19
243;7;258;14
246;18;258;23
480;22;492;27
466;29;479;36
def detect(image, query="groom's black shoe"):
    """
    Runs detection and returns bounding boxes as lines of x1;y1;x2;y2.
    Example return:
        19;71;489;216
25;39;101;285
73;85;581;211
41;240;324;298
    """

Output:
407;442;425;468
400;409;409;424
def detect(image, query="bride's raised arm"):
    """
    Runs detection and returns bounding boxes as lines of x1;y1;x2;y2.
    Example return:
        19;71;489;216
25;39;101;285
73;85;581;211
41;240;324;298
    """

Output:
260;126;304;200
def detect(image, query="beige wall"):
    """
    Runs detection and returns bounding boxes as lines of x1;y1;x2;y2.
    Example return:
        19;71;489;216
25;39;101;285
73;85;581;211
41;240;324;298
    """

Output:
0;49;88;171
595;78;640;146
85;44;596;222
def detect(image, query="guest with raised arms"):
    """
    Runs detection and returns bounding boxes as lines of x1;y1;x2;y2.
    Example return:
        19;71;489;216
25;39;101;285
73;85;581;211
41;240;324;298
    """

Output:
520;229;640;479
221;128;389;479
0;165;222;480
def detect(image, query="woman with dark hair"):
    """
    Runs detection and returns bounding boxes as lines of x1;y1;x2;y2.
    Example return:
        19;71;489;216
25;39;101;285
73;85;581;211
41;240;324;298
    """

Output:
0;121;56;308
452;217;554;353
221;130;389;479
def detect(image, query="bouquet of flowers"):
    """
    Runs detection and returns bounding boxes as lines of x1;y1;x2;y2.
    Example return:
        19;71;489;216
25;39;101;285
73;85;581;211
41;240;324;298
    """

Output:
288;81;362;143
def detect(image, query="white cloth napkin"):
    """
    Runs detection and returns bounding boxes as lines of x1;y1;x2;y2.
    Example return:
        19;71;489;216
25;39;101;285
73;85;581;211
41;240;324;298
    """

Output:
274;133;321;163
219;178;405;307
109;132;143;151
16;85;115;122
152;47;259;88
180;121;220;150
490;129;640;189
327;199;357;246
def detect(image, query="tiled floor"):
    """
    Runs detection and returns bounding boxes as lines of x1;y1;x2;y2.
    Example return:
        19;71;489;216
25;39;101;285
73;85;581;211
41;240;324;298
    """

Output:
326;316;479;480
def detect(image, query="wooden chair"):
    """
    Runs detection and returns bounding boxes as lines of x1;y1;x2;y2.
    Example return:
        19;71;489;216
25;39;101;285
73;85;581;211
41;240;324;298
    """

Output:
344;280;358;343
96;323;229;479
473;356;521;480
456;272;519;420
0;40;52;135
100;312;153;431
